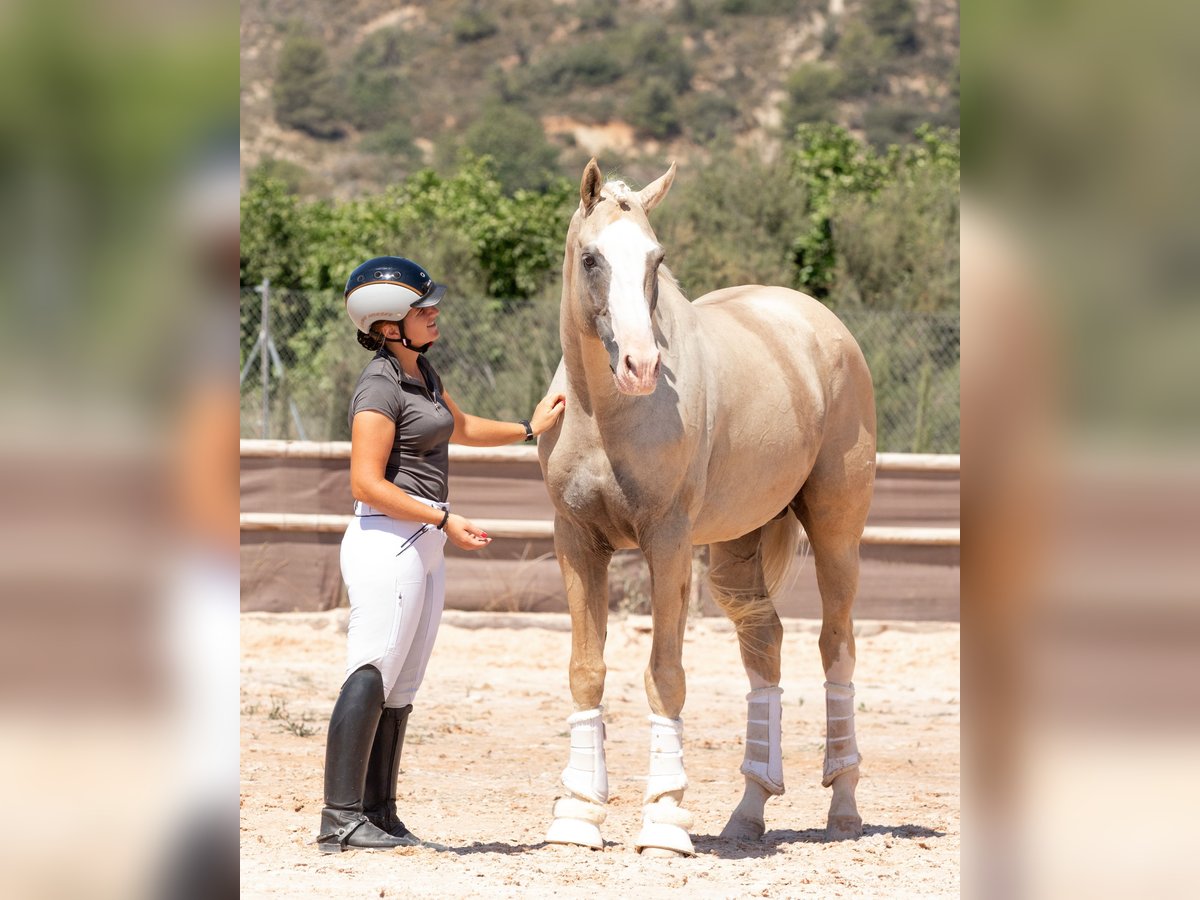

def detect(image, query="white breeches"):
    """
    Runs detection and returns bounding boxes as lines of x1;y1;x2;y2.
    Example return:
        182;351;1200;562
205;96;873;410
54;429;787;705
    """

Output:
340;499;447;708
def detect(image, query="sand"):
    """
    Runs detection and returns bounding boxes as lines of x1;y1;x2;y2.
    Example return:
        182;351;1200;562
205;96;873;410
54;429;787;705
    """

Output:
240;610;959;898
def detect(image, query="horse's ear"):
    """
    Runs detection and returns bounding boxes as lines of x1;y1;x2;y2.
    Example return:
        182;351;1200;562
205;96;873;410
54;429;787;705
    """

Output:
637;162;677;214
580;158;603;215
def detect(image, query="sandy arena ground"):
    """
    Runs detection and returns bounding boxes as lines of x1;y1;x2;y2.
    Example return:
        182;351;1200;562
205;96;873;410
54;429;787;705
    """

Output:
240;610;959;898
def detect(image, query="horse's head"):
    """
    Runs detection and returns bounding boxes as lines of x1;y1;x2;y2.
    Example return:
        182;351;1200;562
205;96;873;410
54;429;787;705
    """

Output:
568;158;676;396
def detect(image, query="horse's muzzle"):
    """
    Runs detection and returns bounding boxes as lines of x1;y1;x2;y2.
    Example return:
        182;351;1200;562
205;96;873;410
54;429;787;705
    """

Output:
614;350;661;396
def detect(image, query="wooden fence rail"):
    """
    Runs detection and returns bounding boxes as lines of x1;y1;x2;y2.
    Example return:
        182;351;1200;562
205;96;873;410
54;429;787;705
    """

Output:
241;440;959;546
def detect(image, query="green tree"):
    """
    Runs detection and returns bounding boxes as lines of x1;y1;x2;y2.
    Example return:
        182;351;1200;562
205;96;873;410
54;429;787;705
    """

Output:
457;103;561;194
781;63;844;133
272;30;344;139
864;0;920;55
627;78;682;139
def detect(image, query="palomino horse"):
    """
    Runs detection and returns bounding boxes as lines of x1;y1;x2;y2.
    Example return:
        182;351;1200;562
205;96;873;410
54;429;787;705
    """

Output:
537;160;876;856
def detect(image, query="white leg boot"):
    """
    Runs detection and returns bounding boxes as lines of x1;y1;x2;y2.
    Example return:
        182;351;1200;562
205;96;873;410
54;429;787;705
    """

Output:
742;685;785;794
721;685;785;841
634;715;695;856
545;708;608;850
823;680;863;839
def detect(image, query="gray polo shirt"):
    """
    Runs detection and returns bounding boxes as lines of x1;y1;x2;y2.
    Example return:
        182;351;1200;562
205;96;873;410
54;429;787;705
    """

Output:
348;350;455;502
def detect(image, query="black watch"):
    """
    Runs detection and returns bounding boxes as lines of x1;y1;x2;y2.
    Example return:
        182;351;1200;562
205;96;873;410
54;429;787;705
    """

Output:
520;419;535;443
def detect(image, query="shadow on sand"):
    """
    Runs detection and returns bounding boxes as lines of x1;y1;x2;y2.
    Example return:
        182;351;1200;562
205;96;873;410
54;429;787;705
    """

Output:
692;823;947;860
418;822;944;860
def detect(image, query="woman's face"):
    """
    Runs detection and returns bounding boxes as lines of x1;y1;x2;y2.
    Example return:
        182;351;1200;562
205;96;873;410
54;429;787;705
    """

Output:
403;305;440;344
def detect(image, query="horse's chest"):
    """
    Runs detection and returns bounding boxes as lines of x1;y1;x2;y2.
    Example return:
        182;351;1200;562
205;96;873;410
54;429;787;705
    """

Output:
548;452;653;525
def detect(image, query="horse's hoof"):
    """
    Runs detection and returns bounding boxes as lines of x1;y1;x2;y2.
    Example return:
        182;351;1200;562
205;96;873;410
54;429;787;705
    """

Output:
719;813;765;842
635;821;695;856
545;817;604;850
826;814;863;840
640;845;687;858
545;796;606;850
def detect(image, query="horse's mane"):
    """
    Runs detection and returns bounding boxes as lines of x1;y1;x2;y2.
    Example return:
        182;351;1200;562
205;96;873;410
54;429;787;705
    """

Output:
602;179;633;204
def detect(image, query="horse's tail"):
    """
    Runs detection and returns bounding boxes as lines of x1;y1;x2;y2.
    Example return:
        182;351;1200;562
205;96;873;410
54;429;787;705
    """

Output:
707;513;804;644
762;510;804;599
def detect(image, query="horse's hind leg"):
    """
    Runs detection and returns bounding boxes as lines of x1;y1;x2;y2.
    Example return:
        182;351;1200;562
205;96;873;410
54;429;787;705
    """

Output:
793;450;875;841
545;517;613;850
708;529;786;842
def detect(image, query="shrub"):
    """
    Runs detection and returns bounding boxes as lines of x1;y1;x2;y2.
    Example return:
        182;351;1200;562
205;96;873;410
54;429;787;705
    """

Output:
781;63;843;133
626;78;682;139
864;0;920;55
681;91;741;143
458;103;561;194
272;31;344;139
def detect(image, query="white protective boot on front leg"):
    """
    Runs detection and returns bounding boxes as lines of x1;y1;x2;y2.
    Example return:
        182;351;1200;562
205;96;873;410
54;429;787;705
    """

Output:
823;680;864;839
635;715;695;856
545;708;608;850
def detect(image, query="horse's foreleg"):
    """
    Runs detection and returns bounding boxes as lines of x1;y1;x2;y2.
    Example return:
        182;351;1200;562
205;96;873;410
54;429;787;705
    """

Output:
708;532;787;842
635;528;696;856
545;518;613;850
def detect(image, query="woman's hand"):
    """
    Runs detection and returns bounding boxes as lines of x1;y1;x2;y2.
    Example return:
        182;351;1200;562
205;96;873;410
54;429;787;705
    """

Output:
530;392;567;436
443;513;492;551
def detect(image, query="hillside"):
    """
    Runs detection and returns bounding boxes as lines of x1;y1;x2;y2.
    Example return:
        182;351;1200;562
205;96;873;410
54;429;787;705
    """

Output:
239;0;958;198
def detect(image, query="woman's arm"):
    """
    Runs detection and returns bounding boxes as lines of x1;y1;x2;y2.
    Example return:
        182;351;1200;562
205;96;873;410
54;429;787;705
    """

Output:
350;410;492;550
444;389;565;447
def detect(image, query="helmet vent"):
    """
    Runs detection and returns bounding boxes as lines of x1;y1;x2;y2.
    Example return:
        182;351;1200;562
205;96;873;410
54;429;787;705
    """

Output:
373;270;383;278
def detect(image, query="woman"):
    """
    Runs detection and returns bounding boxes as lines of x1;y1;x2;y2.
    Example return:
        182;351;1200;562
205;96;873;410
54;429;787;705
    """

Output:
317;256;565;853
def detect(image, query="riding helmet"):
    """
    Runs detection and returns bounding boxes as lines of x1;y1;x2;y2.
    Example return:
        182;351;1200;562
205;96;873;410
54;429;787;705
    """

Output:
344;256;446;333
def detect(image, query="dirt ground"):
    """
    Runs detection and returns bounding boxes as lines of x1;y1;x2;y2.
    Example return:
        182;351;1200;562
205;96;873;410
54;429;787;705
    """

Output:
240;610;959;898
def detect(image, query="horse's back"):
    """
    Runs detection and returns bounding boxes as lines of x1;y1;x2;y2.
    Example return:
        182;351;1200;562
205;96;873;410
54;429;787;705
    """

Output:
691;284;869;384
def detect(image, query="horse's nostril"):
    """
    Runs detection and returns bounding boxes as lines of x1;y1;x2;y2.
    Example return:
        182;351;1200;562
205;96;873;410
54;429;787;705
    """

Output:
653;358;662;376
624;355;636;373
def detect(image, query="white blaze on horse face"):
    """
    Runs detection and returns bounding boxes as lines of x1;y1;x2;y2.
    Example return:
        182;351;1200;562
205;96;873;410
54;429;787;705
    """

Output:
594;216;662;395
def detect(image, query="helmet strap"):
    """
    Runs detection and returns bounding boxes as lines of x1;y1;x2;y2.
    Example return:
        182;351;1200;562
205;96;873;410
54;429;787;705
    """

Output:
383;320;433;354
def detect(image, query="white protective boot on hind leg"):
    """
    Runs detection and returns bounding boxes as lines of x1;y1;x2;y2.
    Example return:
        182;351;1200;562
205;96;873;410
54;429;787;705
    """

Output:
822;681;862;786
635;715;695;856
545;708;608;849
740;685;785;795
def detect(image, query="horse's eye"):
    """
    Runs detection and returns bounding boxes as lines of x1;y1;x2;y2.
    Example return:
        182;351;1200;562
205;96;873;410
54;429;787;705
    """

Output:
581;253;597;269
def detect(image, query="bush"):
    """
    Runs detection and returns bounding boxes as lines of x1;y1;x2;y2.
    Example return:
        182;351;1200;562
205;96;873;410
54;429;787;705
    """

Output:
457;103;561;194
864;0;920;55
653;148;808;295
781;63;843;133
344;70;407;132
834;18;893;98
626;78;682;140
452;12;498;44
359;122;420;162
579;0;619;31
627;22;693;93
524;42;624;94
681;91;741;143
272;31;344;139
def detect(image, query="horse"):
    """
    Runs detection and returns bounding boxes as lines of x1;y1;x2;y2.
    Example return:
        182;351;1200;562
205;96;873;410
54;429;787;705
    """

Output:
536;159;877;856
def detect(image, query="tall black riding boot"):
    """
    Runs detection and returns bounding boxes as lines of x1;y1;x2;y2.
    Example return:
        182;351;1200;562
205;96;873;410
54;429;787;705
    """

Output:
315;665;412;853
363;704;421;845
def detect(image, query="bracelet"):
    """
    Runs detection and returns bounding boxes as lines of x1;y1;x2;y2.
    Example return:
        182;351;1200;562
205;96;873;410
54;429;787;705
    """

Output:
436;509;450;530
520;419;535;443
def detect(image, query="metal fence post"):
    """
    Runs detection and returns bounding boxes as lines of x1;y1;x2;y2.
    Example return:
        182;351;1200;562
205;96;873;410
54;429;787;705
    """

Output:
258;277;270;439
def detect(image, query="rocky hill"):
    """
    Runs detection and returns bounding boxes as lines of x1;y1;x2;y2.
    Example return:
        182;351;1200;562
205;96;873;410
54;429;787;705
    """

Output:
240;0;958;198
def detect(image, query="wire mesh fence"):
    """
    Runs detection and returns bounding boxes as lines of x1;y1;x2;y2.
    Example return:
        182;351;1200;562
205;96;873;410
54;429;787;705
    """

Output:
240;283;959;453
